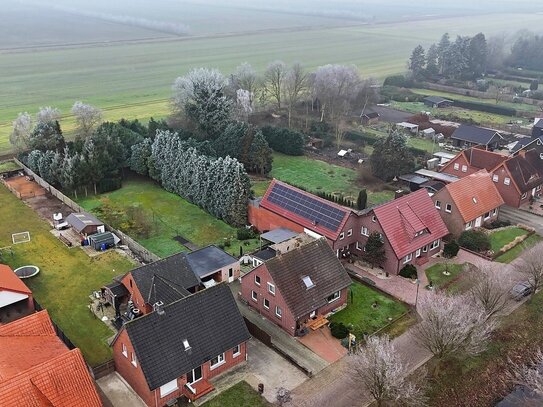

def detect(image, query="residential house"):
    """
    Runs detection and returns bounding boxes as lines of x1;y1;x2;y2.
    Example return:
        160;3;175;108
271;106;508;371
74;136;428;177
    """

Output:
440;146;508;178
0;264;34;324
533;118;543;139
423;96;453;108
431;170;504;237
361;111;380;125
112;284;250;406
355;189;449;273
0;310;102;406
240;239;351;336
186;245;239;286
450;124;503;150
65;212;105;236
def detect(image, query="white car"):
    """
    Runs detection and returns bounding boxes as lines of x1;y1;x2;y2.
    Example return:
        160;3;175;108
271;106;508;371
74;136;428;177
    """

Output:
510;281;532;301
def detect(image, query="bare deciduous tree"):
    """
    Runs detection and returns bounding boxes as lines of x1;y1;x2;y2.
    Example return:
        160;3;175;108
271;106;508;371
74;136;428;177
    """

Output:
10;112;33;152
413;293;496;363
469;264;513;320
284;62;308;128
36;106;61;125
515;242;543;294
230;62;260;102
71;101;103;140
264;60;287;109
352;335;426;407
508;349;543;397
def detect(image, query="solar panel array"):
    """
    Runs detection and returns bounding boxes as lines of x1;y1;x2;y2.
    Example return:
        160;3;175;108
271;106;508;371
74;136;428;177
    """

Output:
266;183;347;232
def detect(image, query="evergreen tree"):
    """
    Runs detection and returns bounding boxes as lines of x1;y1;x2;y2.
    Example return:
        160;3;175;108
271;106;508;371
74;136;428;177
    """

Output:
243;129;273;175
61;151;83;198
437;33;451;75
37;150;55;183
82;140;105;195
370;129;415;182
49;151;64;186
26;150;44;174
425;44;439;77
363;232;386;268
28;121;65;152
409;45;426;80
468;33;488;78
357;189;368;210
130;138;153;176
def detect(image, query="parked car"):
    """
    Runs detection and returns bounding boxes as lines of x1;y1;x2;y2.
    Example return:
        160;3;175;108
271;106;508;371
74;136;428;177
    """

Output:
510;281;532;301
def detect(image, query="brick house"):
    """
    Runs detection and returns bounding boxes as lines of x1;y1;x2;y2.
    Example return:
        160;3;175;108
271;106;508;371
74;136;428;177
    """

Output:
112;284;250;406
431;170;504;237
450;124;503;150
0;264;34;324
240;239;351;336
0;310;102;406
440;146;508;178
355;189;449;273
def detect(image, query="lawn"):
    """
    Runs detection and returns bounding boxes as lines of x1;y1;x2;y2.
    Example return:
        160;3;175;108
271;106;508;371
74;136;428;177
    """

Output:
0;184;135;366
488;227;528;253
329;282;410;339
78;176;260;258
0;160;21;173
495;234;542;264
200;381;272;407
425;262;467;290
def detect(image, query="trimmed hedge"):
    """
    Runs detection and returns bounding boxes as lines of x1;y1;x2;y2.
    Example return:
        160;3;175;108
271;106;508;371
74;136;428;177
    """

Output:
399;264;417;279
261;126;305;156
458;230;491;252
380;86;425;103
443;241;460;258
450;99;516;116
330;321;350;339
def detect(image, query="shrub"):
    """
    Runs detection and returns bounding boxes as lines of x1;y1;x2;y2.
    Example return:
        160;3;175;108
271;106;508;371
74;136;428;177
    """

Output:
399;264;417;279
450;99;516;116
383;75;414;88
236;227;256;240
380;86;424;103
458;230;491;252
443;240;460;258
486;219;511;229
261;126;305;156
97;177;122;194
329;321;350;339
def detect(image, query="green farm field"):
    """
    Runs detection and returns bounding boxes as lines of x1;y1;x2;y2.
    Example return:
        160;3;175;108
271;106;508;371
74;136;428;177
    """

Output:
1;12;542;154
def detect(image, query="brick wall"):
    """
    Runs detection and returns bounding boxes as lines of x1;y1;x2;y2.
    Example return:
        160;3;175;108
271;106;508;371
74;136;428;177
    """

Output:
248;205;305;234
121;274;151;315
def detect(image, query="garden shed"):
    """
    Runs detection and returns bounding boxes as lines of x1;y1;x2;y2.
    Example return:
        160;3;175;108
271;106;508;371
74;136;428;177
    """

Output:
88;232;115;251
66;212;104;236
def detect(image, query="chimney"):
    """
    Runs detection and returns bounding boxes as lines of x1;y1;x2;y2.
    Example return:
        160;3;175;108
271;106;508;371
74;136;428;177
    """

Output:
518;149;526;158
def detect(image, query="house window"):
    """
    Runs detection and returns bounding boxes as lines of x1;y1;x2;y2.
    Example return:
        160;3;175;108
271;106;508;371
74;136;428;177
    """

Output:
187;366;202;384
416;248;421;258
466;221;473;230
327;291;341;303
356;242;362;251
492;174;499;182
361;226;369;236
537;185;542;191
129;279;133;288
251;290;258;302
378;233;384;242
404;253;412;263
461;165;467;173
233;345;241;357
160;379;178;398
347;229;352;237
122;343;128;357
422;245;428;253
372;216;376;223
430;239;440;250
131;352;137;367
275;306;282;318
267;282;275;295
263;298;270;309
445;203;452;213
492;208;497;216
504;177;511;185
210;353;225;370
521;192;528;199
254;275;261;286
484;211;491;220
435;200;441;210
454;163;460;170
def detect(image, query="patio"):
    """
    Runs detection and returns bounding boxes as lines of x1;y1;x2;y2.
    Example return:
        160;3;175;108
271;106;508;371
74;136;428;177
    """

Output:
297;326;347;363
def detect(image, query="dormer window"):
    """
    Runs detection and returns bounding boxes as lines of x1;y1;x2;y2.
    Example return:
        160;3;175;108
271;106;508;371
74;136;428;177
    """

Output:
183;339;191;351
504;177;510;185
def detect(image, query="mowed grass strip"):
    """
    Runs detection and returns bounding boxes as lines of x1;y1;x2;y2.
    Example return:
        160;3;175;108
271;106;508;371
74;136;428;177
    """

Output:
0;184;135;366
78;176;260;258
495;234;542;264
201;381;272;407
488;227;528;253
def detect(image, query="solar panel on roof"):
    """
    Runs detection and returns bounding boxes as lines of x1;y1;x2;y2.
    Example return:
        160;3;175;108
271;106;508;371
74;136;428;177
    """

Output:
266;183;347;232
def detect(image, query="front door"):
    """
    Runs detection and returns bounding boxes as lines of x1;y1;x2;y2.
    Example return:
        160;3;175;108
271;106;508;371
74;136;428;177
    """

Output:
228;268;234;283
187;366;202;384
475;216;482;227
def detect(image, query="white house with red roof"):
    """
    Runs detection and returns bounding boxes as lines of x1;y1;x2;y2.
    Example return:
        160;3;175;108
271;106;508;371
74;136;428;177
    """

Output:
0;264;34;324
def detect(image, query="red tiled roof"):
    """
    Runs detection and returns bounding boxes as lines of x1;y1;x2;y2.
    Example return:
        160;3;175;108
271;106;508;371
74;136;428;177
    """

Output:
260;179;351;240
464;148;508;171
445;170;504;222
0;264;31;295
373;189;449;259
0;311;102;407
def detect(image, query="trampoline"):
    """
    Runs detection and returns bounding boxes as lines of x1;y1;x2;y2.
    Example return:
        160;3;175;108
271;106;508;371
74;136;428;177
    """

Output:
14;265;40;279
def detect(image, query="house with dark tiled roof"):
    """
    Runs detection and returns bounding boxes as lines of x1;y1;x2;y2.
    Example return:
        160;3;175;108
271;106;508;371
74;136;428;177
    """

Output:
0;264;34;324
431;170;504;236
450;124;503;150
241;239;352;336
112;283;250;406
186;245;239;286
533;118;543;139
0;310;102;407
423;96;453;108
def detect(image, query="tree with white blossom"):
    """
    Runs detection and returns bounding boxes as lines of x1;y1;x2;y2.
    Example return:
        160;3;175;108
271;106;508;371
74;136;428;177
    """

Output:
10;112;33;152
71;101;103;140
508;349;543;397
36;106;61;125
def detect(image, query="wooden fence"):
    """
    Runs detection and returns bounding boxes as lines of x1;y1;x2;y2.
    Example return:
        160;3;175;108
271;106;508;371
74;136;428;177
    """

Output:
91;359;116;380
13;158;160;264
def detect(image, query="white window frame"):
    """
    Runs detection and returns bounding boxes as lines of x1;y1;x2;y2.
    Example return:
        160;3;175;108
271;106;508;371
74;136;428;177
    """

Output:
492;208;497;216
454;163;460;170
339;232;345;240
537;185;542;191
159;379;178;398
416;248;421;258
371;216;376;223
422;245;428;253
492;174;499;182
233;344;241;357
521;192;528;199
210;353;225;370
361;226;369;236
122;343;128;358
435;200;441;210
445;203;452;213
327;291;341;303
275;306;282;318
404;253;412;264
347;229;352;237
254;275;261;286
461;165;467;173
484;211;491;220
430;239;440;250
263;298;270;310
267;282;275;295
465;221;472;230
356;241;362;251
251;290;257;302
131;352;137;367
504;177;511;186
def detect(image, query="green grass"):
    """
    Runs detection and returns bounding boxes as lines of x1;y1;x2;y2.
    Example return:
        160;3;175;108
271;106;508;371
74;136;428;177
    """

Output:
0;160;21;172
488;227;528;253
495;234;542;264
329;282;409;339
200;381;272;407
78;176;260;258
425;263;467;290
0;183;135;366
1;12;542;154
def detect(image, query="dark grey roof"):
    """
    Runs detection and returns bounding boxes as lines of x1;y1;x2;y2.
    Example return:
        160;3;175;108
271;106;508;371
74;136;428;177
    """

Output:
420;180;446;192
66;212;103;233
124;283;250;390
262;239;351;319
424;96;452;104
399;174;429;185
260;228;298;244
253;247;277;261
186;245;238;279
451;124;502;145
88;232;114;244
147;275;190;305
129;253;200;306
511;137;537;153
104;281;129;298
535;119;543;129
362;112;380;119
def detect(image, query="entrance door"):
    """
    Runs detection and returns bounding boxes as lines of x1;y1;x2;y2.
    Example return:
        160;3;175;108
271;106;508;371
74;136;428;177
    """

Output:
187;366;202;384
475;216;482;227
228;268;234;283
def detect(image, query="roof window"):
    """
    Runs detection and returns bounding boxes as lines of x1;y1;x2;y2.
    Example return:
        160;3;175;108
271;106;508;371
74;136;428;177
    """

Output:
183;339;191;351
302;276;315;289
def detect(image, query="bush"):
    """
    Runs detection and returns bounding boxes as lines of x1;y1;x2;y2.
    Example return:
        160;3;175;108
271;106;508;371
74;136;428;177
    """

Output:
383;75;414;88
261;126;305;156
236;227;256;240
458;230;491;252
399;264;417;279
450;99;516;116
486;219;511;230
329;321;350;339
380;86;424;103
443;240;460;258
97;177;122;194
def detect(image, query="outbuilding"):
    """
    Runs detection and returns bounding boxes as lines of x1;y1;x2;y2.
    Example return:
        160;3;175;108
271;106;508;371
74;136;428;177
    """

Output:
66;212;104;236
88;231;115;251
423;96;453;108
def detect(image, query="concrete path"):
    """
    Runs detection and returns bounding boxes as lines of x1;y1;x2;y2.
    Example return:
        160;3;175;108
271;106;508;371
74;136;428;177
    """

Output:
96;372;147;407
499;206;543;235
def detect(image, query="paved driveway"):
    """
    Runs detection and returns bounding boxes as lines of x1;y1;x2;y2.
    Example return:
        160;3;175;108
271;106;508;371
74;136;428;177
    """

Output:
499;206;543;235
97;372;146;407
